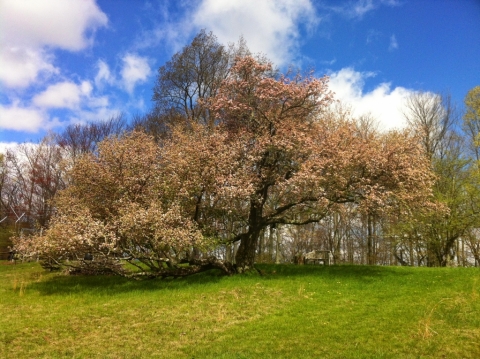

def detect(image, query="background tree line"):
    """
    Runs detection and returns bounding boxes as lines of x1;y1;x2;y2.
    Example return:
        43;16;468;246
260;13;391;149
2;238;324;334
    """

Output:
3;31;480;272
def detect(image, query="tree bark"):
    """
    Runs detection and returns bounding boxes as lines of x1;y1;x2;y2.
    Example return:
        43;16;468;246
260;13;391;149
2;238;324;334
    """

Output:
235;201;262;272
269;224;275;262
275;224;281;264
235;230;260;272
367;213;375;265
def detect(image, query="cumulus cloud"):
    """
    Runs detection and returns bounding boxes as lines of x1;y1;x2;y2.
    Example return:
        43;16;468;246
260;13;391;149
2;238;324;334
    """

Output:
0;102;47;132
1;78;113;134
121;54;152;93
0;0;108;88
0;47;59;88
191;0;319;66
135;0;319;64
0;0;107;50
33;81;93;109
328;67;413;131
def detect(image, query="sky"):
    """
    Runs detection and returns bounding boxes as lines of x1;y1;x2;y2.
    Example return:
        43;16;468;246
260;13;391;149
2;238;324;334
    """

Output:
1;0;479;150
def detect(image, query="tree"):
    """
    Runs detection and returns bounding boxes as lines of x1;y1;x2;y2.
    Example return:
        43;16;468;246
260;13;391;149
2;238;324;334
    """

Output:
462;86;480;265
16;57;437;276
139;30;254;141
152;30;250;129
421;145;476;266
6;135;67;229
403;92;457;161
14;131;228;277
398;90;480;266
463;86;480;161
55;115;127;165
191;57;434;271
0;153;13;255
0;153;8;221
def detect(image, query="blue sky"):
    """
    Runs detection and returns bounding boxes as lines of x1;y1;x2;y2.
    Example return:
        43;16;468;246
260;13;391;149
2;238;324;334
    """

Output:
1;0;479;150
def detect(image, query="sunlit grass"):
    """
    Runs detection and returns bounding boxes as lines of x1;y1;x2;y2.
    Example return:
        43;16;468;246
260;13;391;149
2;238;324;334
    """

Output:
0;262;479;358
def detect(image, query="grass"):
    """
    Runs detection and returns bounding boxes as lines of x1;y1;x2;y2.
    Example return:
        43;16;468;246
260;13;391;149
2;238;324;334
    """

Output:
0;262;479;358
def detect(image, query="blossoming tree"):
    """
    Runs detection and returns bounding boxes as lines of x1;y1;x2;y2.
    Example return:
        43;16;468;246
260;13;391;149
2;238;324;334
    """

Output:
15;56;436;276
162;57;435;272
14;132;229;277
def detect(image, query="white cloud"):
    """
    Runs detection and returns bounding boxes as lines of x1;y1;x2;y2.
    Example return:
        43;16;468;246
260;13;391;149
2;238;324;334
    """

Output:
0;97;118;135
134;19;188;54
0;47;59;88
328;0;375;19
69;107;122;126
94;60;115;88
1;78;112;135
33;81;93;109
329;0;401;20
0;0;108;88
350;0;375;18
0;102;47;132
121;54;151;93
321;58;337;66
0;0;107;50
138;0;320;67
191;0;319;67
389;34;398;51
328;67;413;131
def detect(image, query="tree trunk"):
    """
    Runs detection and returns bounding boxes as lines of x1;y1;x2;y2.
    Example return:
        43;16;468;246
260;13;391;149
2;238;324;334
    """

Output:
367;213;374;265
225;243;233;263
275;224;281;264
235;230;260;272
258;228;265;262
409;239;415;266
426;241;436;267
440;236;458;267
269;224;275;262
235;199;264;272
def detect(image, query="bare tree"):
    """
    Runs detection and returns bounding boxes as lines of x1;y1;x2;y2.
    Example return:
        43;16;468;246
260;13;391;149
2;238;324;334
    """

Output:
55;115;127;164
0;153;8;221
6;135;67;228
355;112;379;140
152;30;235;127
403;92;458;160
130;110;188;142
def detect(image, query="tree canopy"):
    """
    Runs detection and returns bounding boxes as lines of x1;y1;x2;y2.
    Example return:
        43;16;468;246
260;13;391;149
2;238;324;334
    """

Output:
14;54;437;276
13;31;480;275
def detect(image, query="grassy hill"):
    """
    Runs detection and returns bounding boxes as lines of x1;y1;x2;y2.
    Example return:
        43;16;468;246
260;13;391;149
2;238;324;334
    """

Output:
0;262;479;358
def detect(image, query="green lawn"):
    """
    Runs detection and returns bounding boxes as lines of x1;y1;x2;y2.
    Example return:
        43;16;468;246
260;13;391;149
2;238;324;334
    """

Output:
0;262;479;358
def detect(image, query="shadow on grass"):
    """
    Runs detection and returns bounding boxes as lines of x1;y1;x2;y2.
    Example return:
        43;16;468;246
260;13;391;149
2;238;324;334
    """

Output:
30;263;411;296
30;268;227;296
